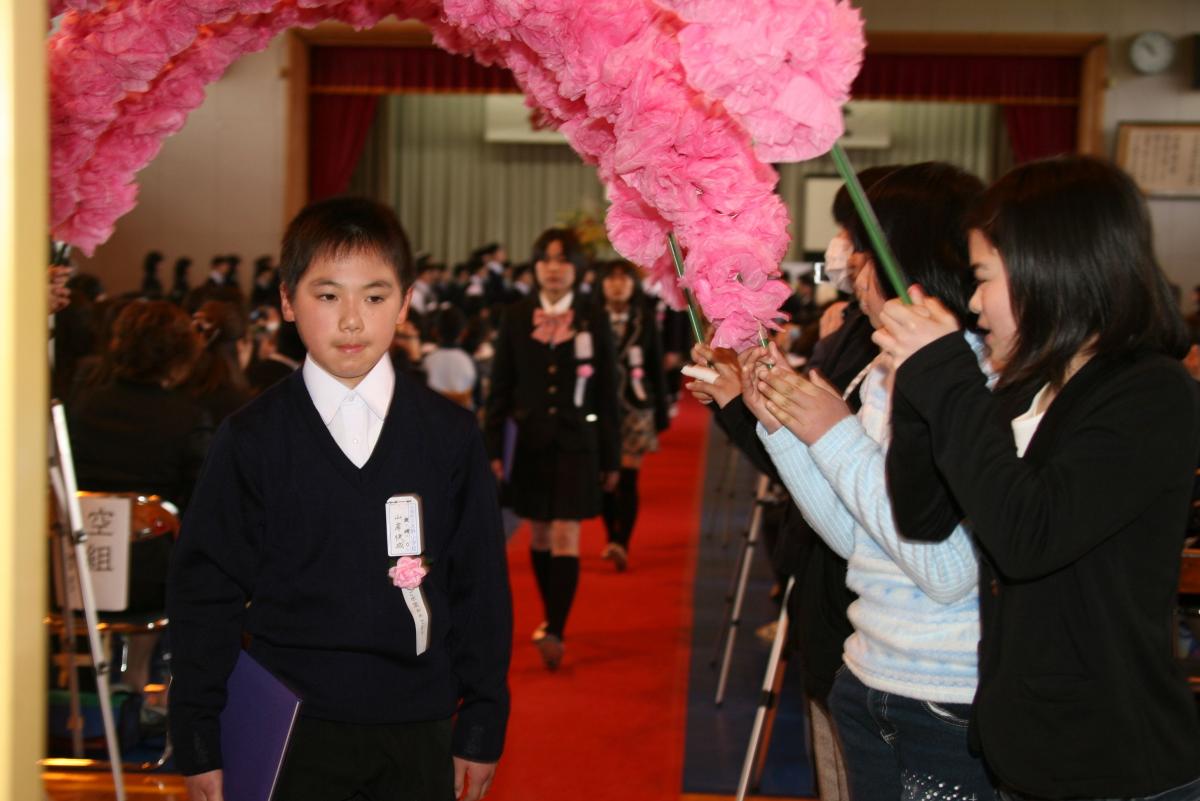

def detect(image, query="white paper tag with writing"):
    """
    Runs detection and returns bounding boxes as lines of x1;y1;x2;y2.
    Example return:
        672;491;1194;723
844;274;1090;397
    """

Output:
628;345;644;367
574;331;594;361
56;496;133;612
402;587;430;655
385;494;423;557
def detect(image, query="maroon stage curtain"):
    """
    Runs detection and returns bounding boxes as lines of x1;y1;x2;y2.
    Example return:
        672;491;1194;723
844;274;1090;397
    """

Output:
852;53;1080;103
1003;105;1078;164
308;93;381;201
310;46;518;93
852;52;1081;163
307;47;518;202
306;46;1084;199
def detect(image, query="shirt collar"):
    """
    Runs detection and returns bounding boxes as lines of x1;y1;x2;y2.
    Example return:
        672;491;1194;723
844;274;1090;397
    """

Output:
302;354;395;425
539;291;574;315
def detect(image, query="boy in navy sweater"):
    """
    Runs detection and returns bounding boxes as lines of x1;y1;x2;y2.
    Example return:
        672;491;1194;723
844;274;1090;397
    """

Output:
168;197;512;801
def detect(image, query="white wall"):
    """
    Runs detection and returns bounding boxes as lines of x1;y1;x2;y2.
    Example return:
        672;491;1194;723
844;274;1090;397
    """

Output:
75;38;289;295
77;2;1200;297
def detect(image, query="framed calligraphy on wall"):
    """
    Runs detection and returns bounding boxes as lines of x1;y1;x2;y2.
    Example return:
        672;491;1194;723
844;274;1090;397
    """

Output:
1116;122;1200;198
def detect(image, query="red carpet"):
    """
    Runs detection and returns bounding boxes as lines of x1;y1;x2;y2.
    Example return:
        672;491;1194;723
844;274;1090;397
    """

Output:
490;397;709;801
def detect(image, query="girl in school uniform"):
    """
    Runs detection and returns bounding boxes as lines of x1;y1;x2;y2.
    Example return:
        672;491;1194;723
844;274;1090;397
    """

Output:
485;229;621;670
875;155;1200;800
597;260;669;571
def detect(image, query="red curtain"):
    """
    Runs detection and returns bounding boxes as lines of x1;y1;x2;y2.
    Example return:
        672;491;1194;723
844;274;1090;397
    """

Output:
307;47;519;202
852;52;1080;163
1003;105;1078;163
308;93;381;200
852;53;1081;102
306;46;1084;196
310;46;518;93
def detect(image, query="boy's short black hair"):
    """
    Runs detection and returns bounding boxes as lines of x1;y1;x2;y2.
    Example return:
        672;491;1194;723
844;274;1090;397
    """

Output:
280;196;414;295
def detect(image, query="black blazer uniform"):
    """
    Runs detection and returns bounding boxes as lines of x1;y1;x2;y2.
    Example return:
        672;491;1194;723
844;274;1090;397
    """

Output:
609;298;670;439
888;334;1200;798
67;378;213;611
485;295;621;521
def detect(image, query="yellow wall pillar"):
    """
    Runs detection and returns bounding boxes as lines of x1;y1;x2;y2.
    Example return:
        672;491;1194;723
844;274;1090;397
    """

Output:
0;0;48;798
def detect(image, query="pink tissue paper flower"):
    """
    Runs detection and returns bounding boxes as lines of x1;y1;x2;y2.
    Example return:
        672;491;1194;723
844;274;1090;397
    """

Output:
388;556;428;590
48;0;864;346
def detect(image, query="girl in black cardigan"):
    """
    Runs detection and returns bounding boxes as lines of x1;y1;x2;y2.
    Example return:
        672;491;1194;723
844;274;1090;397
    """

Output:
596;260;669;571
484;229;621;670
875;156;1200;800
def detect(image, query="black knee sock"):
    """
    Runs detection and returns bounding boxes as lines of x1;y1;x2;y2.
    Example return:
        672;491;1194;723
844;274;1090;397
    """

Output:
530;548;551;617
601;489;620;544
545;555;580;640
614;468;640;548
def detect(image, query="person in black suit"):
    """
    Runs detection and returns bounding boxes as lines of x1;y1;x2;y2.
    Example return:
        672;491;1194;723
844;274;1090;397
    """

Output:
68;300;211;515
484;228;620;669
596;260;669;571
877;156;1200;799
68;300;211;616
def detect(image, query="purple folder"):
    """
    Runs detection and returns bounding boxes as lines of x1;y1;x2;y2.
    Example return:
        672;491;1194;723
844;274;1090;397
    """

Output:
219;651;302;801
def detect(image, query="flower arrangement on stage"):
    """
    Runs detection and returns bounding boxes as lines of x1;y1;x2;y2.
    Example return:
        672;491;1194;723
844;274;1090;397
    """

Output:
557;206;613;262
47;0;864;347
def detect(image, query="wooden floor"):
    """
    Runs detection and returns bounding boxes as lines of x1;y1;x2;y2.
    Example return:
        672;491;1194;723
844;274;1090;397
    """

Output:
43;771;814;801
43;770;187;800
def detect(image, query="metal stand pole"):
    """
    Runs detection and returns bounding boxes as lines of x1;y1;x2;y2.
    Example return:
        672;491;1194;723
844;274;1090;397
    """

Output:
50;499;85;758
49;402;126;801
736;576;794;801
714;473;770;706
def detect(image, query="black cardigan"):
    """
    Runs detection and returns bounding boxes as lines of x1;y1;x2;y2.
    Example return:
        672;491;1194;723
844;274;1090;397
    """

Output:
167;370;512;774
889;333;1200;797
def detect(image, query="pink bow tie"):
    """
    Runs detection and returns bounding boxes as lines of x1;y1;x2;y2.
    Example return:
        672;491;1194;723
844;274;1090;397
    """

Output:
532;308;574;346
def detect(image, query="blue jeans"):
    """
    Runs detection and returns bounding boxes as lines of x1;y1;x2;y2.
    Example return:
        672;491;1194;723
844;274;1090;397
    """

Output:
1000;773;1200;801
828;668;997;801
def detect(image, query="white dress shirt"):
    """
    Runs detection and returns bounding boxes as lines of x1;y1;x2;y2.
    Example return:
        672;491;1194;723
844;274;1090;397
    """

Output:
539;291;574;314
302;355;394;468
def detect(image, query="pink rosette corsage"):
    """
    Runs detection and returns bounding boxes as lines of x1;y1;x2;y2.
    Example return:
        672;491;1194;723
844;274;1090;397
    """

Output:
576;364;595;379
630;367;645;380
388;556;428;590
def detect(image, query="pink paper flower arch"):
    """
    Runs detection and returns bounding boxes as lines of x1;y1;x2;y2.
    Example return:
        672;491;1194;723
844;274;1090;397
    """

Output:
48;0;863;347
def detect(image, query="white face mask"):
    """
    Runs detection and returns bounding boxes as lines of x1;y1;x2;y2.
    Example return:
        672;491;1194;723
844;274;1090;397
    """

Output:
823;233;854;294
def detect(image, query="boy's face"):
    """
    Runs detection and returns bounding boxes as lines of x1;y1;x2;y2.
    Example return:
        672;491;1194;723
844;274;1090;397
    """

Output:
281;249;411;389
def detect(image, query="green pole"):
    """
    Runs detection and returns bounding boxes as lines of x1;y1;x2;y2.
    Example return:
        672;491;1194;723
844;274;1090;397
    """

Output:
667;232;707;345
829;142;911;304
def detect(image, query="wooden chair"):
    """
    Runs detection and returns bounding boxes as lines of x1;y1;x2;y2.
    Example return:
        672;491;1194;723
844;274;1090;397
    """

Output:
45;493;178;771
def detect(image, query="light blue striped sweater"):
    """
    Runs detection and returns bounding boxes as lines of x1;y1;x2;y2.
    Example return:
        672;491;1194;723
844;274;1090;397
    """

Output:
758;334;991;704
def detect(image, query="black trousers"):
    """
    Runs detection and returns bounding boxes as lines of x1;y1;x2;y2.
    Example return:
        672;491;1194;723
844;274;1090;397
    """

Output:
273;716;455;801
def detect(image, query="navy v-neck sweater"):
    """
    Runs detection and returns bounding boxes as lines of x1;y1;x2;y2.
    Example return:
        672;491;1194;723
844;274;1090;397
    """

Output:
167;370;512;775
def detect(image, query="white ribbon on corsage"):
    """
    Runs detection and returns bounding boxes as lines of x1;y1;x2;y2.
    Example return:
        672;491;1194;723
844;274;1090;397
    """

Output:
627;345;648;402
574;331;593;408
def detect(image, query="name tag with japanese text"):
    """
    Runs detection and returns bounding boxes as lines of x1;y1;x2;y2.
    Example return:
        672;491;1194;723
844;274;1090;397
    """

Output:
385;494;424;557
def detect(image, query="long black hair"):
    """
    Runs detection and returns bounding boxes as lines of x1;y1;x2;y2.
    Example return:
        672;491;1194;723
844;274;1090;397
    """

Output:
846;161;984;326
967;155;1189;390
